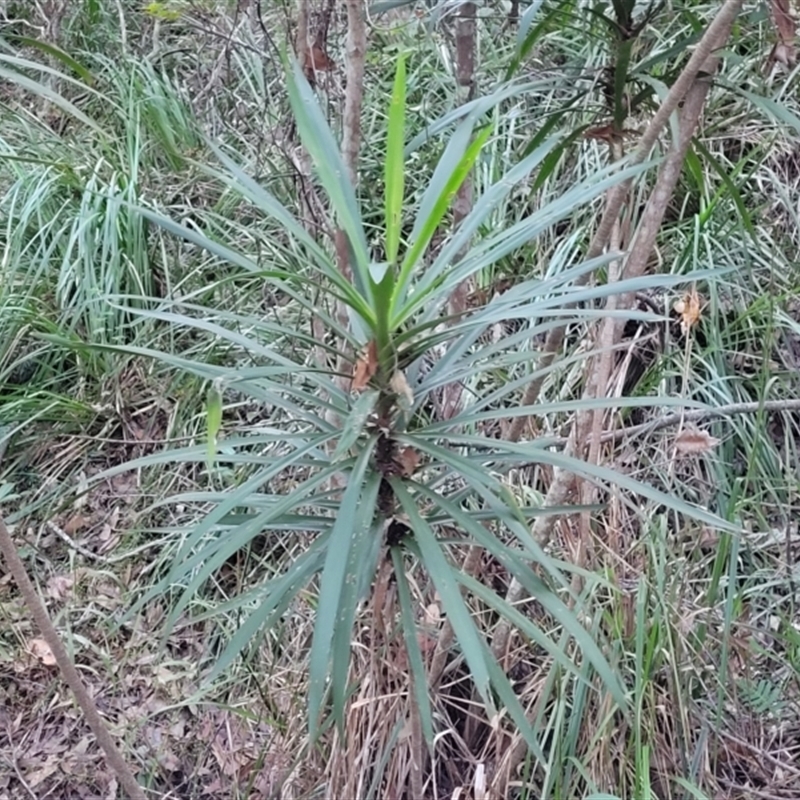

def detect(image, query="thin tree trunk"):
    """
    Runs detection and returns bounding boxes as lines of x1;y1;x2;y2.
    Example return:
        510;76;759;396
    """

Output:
437;0;477;420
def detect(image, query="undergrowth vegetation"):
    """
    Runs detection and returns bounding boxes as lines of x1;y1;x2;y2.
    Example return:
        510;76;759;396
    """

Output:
1;1;799;799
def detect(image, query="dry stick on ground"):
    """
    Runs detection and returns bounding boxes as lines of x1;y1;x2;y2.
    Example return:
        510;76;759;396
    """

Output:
0;513;147;800
491;0;744;668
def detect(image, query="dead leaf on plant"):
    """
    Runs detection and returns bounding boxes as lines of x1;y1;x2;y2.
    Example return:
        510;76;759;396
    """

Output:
674;287;705;335
28;638;57;666
351;339;378;391
674;428;720;454
390;369;414;409
304;42;335;74
583;123;639;143
394;446;420;477
423;602;441;626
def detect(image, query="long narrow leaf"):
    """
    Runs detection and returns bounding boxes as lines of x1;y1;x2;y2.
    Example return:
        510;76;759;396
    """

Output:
205;534;330;682
390;481;494;713
385;56;407;266
308;443;379;738
285;60;372;300
394;484;547;760
392;547;435;745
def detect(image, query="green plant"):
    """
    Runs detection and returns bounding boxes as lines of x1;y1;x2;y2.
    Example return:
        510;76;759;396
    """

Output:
97;55;742;758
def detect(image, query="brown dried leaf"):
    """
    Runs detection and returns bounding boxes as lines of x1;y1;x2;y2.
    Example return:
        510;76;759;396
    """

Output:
63;513;88;536
46;574;74;600
394;446;420;477
28;638;57;666
583;123;640;142
770;40;798;66
674;287;704;335
698;526;721;548
27;754;61;787
584;123;622;143
390;369;414;409
351;339;378;391
674;428;720;454
305;42;335;73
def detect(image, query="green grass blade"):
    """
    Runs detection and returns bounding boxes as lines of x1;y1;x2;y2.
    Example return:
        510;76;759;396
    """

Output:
9;37;95;85
391;547;435;745
308;443;379;738
0;65;105;135
391;481;494;713
417;485;628;710
285;59;371;300
385;56;407;266
392;124;492;316
332;389;380;461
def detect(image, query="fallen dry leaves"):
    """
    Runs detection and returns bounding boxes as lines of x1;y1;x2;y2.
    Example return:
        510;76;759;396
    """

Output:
27;638;57;667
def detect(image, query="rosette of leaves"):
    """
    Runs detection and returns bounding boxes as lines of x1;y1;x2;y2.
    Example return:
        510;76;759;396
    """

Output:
109;57;729;753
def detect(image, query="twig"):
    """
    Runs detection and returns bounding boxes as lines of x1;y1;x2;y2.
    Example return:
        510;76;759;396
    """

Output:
44;520;168;566
0;513;147;800
592;397;800;445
